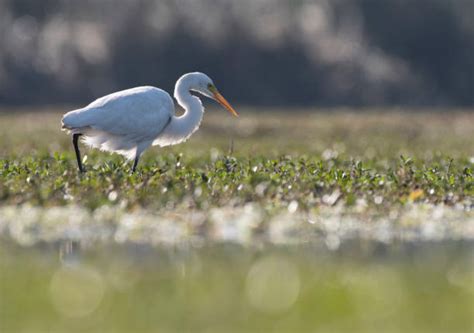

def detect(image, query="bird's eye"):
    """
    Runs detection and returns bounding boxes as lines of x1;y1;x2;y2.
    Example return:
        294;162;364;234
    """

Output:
207;83;213;89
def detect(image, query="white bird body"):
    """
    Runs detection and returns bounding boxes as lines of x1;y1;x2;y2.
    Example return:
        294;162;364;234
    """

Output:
63;86;175;159
62;72;238;172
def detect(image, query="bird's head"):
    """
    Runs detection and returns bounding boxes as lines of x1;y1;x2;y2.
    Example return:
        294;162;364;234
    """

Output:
179;72;239;117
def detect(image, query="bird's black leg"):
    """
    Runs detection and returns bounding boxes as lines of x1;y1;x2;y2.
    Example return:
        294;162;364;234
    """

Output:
131;155;140;173
72;133;84;173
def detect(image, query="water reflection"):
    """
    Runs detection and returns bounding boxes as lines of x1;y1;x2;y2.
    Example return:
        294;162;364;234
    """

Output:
59;240;81;266
1;240;473;331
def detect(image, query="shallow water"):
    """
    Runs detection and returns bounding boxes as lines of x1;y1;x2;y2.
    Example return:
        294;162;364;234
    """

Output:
1;239;473;332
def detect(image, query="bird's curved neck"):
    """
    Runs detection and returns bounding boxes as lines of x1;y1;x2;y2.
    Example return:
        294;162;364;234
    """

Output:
163;80;204;143
175;81;204;119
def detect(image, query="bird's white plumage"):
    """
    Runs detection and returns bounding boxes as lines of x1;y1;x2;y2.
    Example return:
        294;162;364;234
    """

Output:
63;86;174;159
62;72;237;170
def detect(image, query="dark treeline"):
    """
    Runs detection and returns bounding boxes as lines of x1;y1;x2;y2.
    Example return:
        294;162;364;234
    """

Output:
0;0;473;107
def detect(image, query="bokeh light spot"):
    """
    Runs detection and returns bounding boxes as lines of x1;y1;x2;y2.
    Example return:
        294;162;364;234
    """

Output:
49;265;105;318
245;256;300;314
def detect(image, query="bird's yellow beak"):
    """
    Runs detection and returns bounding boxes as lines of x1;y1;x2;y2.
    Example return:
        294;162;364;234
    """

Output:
209;86;239;117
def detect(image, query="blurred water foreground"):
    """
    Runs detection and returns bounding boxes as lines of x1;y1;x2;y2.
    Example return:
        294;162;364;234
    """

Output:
1;204;474;331
1;237;473;331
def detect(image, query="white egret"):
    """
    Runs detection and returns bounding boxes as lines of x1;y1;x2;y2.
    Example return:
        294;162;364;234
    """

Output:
62;72;238;172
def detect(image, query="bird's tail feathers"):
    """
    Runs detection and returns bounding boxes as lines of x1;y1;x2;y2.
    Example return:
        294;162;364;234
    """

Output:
61;108;95;132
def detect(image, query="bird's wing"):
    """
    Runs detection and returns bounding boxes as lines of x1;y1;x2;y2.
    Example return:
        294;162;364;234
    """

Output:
63;87;174;142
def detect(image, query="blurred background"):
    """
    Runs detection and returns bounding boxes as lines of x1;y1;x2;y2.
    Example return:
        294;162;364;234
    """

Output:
0;0;473;107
